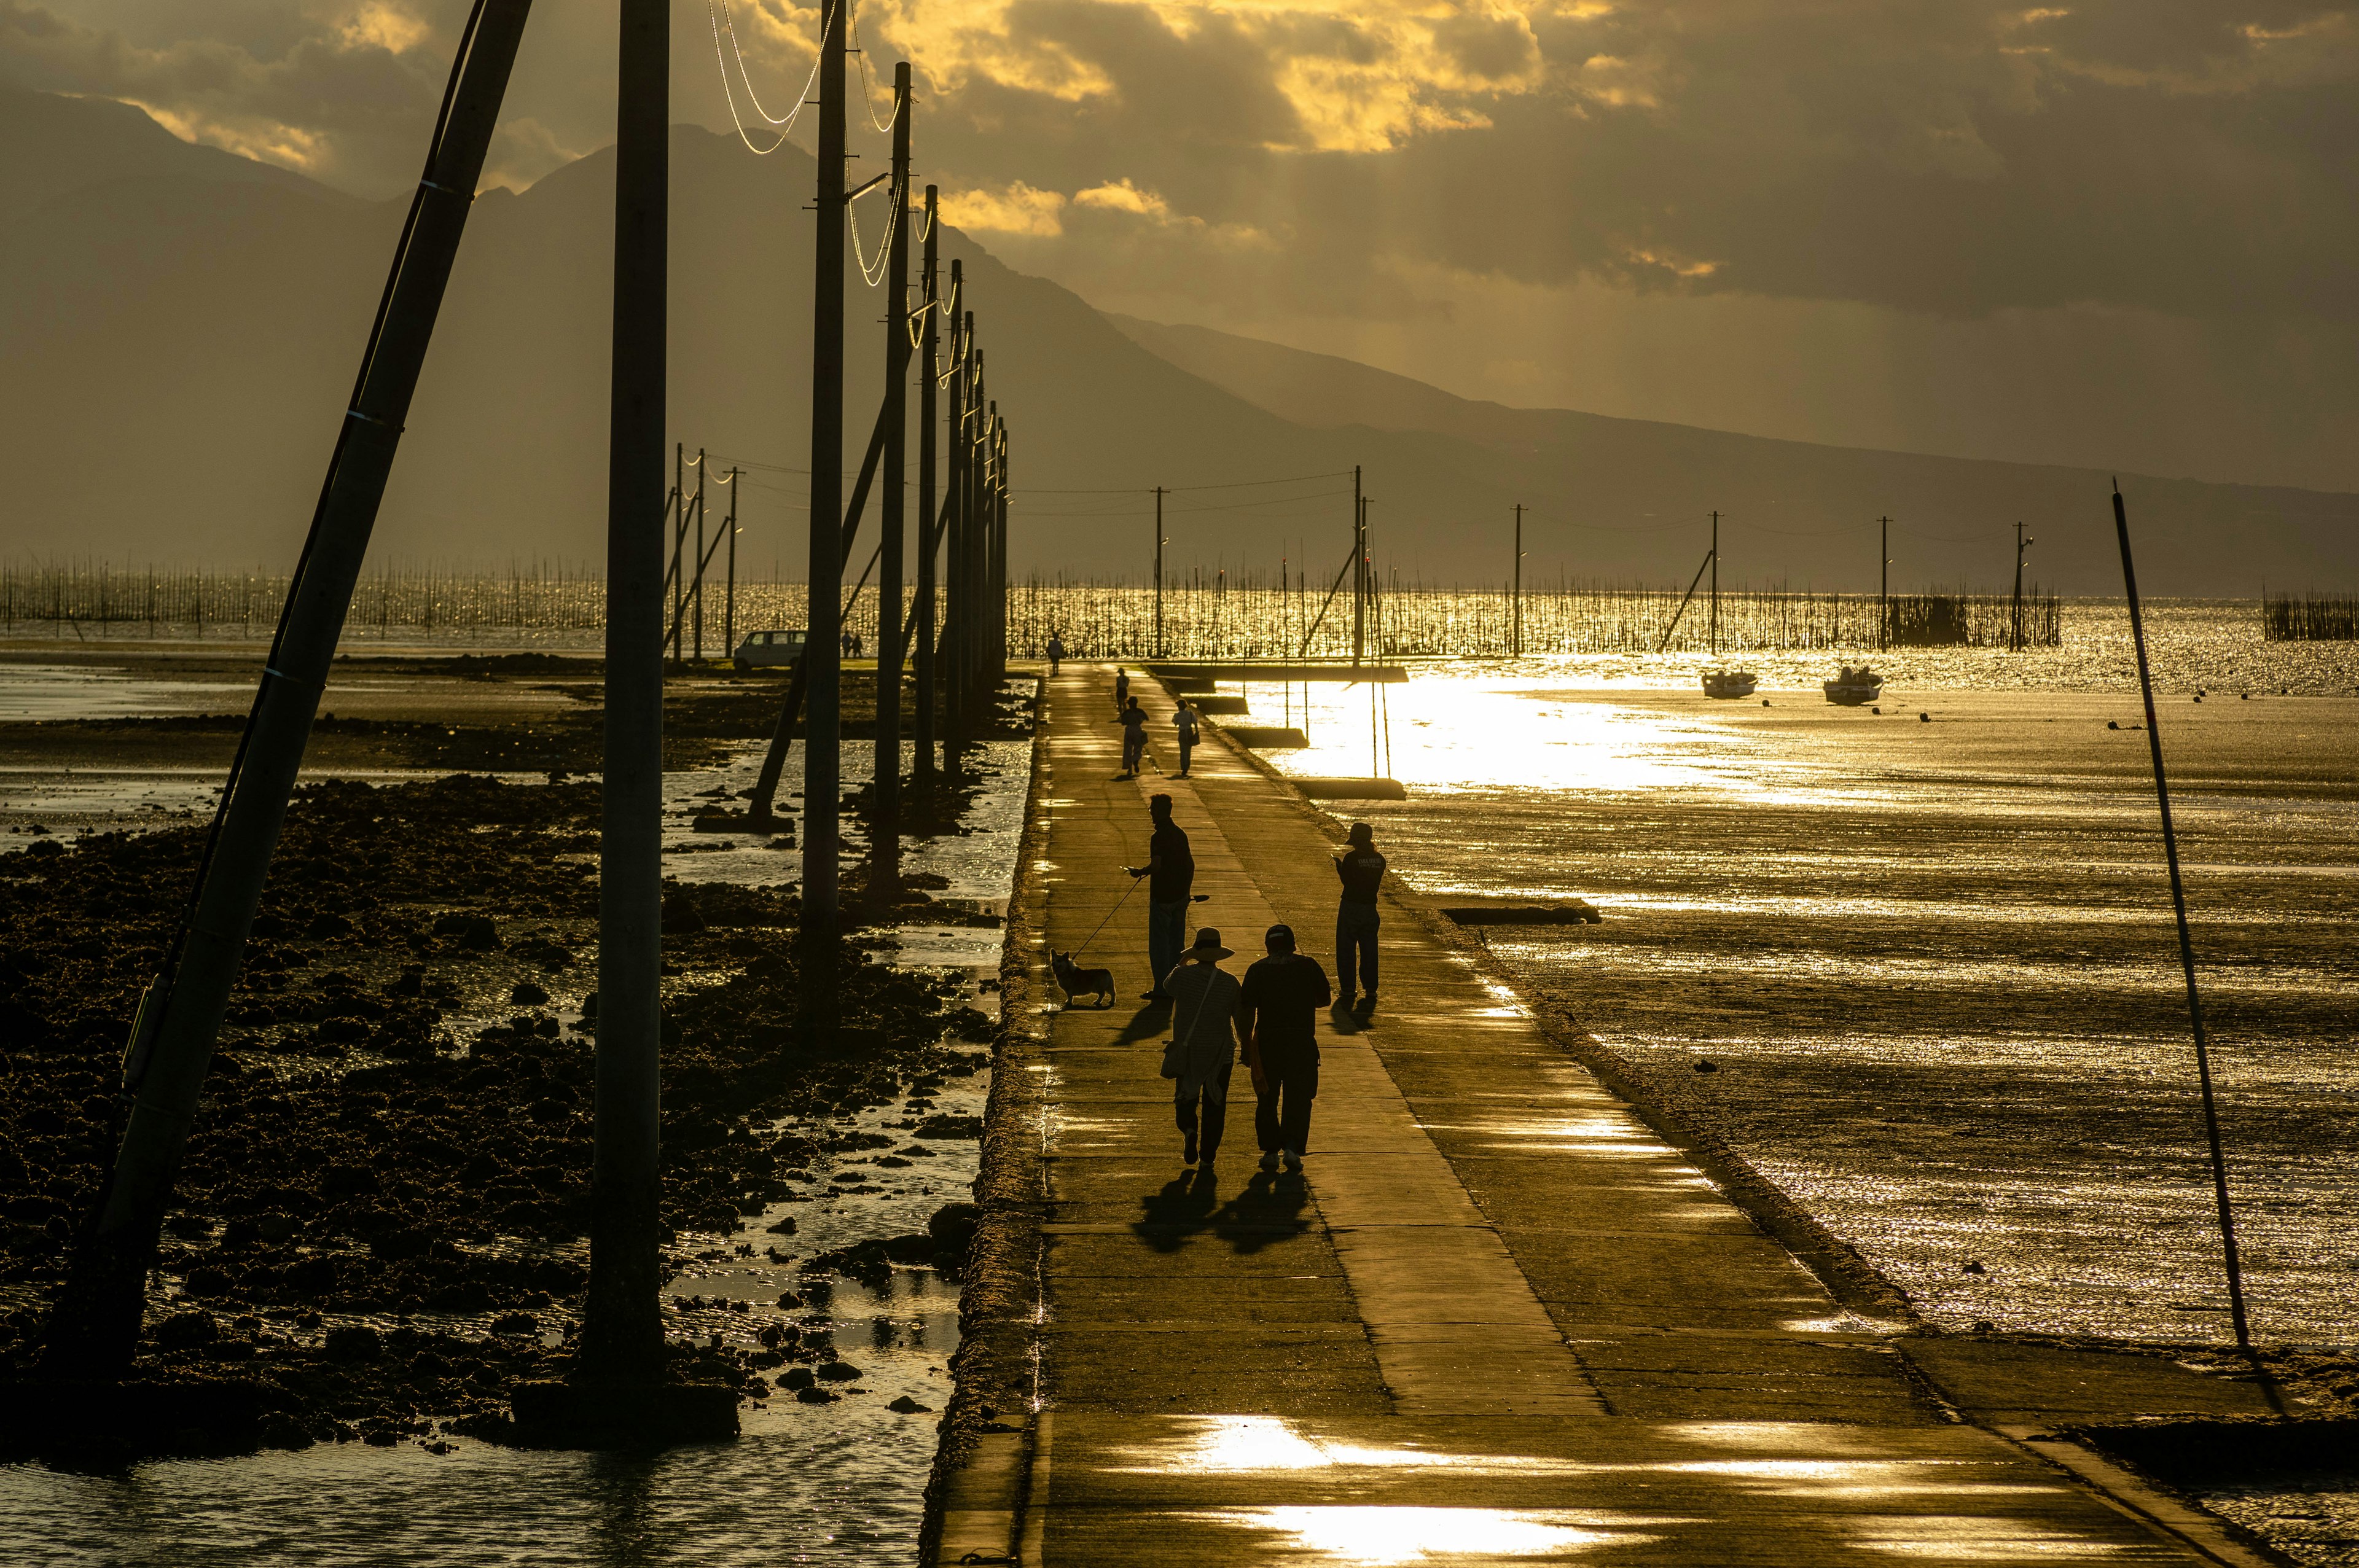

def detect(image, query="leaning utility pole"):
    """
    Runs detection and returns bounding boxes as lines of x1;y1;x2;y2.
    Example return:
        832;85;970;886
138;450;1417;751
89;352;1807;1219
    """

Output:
1511;502;1524;658
801;0;847;1032
872;62;912;888
913;186;941;783
45;0;535;1379
582;0;668;1384
961;340;984;736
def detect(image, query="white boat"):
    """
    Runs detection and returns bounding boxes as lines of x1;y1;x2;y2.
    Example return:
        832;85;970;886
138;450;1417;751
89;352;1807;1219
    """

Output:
1701;669;1757;699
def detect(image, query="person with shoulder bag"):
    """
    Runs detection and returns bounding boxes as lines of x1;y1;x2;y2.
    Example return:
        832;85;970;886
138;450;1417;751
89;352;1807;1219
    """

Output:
1159;927;1242;1168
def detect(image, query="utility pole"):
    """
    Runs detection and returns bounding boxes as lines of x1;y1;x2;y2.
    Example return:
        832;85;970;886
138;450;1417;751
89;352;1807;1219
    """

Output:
581;0;668;1385
1351;465;1364;667
873;62;912;889
668;442;684;663
1879;515;1892;653
724;466;738;655
690;448;706;663
942;291;966;750
45;0;535;1379
1153;486;1165;658
1709;509;1721;658
913;186;939;783
995;421;1009;679
1511;502;1524;658
2013;521;2034;652
801;0;846;1034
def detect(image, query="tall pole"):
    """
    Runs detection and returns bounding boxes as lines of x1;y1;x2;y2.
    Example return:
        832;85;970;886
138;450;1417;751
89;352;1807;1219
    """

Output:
942;283;966;749
964;344;984;733
801;0;846;1032
1879;515;1891;653
690;448;706;663
669;442;684;663
1511;502;1524;658
873;63;912;887
1709;509;1720;658
1351;466;1364;668
2113;485;2251;1352
724;466;738;655
994;422;1009;678
582;0;667;1383
45;0;536;1378
1153;486;1165;658
2013;521;2033;652
913;187;940;783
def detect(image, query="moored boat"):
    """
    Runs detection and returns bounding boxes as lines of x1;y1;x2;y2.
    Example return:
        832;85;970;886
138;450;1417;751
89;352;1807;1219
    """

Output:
1701;668;1757;698
1824;665;1884;705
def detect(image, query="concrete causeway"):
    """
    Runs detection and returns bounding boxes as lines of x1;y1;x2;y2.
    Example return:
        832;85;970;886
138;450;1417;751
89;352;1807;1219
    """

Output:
927;667;2285;1567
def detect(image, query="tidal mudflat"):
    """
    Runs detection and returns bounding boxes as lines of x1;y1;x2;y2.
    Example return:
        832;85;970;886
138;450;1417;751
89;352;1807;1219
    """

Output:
0;643;1033;1564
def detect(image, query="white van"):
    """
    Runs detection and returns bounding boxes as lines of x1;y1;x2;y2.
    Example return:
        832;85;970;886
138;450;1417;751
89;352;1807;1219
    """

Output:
732;630;808;671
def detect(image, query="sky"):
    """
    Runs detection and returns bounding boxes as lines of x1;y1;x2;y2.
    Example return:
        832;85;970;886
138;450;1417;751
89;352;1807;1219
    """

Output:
6;0;2355;491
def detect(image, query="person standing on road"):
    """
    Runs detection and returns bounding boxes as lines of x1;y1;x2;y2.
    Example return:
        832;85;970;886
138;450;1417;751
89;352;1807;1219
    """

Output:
1114;696;1149;778
1047;633;1066;674
1173;699;1201;778
1164;927;1240;1167
1124;793;1194;1001
1335;822;1387;1015
1239;922;1332;1174
1114;668;1131;714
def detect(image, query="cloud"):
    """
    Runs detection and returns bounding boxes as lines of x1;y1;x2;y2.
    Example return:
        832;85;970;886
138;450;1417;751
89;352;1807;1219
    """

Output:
942;178;1069;235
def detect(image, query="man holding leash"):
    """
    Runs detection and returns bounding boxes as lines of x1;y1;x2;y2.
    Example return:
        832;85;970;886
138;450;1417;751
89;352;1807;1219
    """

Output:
1123;794;1194;1002
1238;922;1332;1174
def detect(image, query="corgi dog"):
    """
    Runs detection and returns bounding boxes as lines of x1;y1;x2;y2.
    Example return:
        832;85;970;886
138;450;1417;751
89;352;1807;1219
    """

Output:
1050;950;1116;1009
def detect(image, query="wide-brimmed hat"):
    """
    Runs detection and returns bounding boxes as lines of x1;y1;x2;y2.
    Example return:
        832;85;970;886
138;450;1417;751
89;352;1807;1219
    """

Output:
1188;927;1234;961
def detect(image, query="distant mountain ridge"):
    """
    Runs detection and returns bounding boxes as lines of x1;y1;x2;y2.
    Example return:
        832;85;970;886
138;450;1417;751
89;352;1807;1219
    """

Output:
2;84;2354;594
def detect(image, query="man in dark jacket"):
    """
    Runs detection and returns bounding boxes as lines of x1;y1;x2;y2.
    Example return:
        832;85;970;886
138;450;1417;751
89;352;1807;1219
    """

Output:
1334;822;1387;1014
1238;923;1332;1174
1124;794;1194;1001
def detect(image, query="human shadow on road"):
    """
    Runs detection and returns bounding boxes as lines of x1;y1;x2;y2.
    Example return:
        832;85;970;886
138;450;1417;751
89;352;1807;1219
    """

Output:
1326;1002;1368;1036
1111;1001;1170;1047
1130;1166;1313;1257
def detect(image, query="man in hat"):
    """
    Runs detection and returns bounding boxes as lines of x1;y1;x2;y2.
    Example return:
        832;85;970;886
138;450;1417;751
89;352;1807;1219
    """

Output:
1123;794;1193;1001
1334;822;1387;1015
1164;927;1241;1166
1238;923;1332;1173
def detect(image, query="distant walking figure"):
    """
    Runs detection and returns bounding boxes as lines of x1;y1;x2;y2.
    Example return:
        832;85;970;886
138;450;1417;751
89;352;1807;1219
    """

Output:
1162;927;1241;1167
1124;794;1194;1000
1114;668;1131;714
1335;822;1387;1014
1173;700;1200;778
1240;923;1332;1174
1114;696;1149;778
1047;633;1066;674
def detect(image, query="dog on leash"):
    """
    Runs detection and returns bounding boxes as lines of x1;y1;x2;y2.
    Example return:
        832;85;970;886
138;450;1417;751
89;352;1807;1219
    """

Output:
1051;950;1116;1009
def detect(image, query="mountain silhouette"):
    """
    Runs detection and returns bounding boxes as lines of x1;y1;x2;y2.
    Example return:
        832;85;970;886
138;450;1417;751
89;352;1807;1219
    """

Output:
2;85;2352;594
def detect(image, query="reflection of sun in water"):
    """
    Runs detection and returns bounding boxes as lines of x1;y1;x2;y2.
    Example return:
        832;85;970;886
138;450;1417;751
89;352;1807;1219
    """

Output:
1199;1505;1645;1563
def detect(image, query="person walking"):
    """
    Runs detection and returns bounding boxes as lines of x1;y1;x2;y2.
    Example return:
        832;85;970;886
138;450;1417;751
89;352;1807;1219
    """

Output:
1334;822;1387;1015
1162;927;1240;1166
1046;632;1066;675
1113;668;1131;714
1123;793;1193;1001
1114;696;1149;778
1173;698;1200;778
1239;923;1332;1174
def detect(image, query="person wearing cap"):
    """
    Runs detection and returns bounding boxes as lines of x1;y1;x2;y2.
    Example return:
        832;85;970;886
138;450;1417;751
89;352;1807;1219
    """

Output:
1238;922;1333;1174
1164;927;1242;1166
1123;794;1194;1000
1334;822;1387;1015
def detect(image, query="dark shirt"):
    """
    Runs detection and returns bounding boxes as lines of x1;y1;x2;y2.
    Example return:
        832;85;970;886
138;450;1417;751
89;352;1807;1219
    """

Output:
1241;951;1332;1055
1148;821;1194;902
1337;848;1387;904
1117;707;1147;736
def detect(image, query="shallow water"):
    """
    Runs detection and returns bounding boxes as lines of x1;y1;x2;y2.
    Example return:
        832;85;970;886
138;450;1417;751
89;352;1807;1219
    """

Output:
1226;604;2359;1351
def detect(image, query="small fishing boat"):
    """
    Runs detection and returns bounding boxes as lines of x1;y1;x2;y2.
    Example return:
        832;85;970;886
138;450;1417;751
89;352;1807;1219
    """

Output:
1824;665;1884;706
1701;668;1757;699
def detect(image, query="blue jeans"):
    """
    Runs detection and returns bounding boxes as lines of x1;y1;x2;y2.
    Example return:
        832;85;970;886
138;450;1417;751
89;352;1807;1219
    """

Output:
1149;899;1188;996
1337;902;1380;999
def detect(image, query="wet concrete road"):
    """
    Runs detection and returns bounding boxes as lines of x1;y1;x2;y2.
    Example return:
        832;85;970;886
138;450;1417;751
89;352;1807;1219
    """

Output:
930;668;2287;1566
